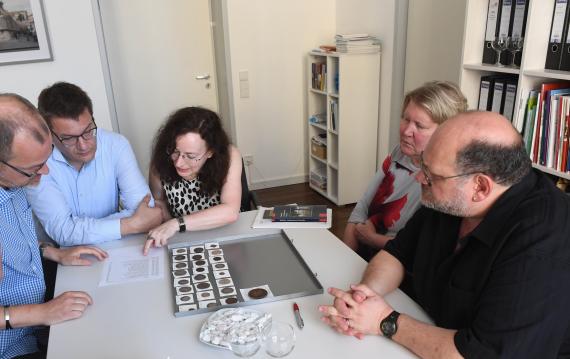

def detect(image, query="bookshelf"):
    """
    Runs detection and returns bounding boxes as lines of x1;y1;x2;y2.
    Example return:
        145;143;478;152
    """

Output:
459;0;570;180
307;51;380;205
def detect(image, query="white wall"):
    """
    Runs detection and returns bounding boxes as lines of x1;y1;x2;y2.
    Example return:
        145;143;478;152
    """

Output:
336;0;409;165
404;0;467;92
0;0;112;130
225;0;335;189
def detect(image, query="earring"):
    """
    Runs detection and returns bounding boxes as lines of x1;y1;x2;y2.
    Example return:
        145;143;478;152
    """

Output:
472;195;477;201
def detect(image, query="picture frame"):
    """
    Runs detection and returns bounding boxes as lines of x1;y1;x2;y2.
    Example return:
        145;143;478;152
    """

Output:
0;0;52;65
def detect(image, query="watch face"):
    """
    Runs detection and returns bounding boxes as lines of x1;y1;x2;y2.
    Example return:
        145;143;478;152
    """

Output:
381;321;396;336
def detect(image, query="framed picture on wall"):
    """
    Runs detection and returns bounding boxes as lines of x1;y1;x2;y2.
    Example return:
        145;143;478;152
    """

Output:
0;0;52;65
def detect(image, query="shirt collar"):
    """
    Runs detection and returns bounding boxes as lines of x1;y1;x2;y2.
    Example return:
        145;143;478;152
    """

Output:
394;147;420;173
0;186;23;206
469;169;537;247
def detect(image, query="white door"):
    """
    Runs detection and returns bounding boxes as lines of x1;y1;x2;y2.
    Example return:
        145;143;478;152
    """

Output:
97;0;219;175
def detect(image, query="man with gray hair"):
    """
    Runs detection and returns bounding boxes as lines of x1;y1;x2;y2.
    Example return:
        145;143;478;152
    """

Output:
320;111;570;358
0;94;107;358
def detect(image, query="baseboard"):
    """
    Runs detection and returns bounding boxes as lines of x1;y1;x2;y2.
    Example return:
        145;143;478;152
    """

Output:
249;174;308;190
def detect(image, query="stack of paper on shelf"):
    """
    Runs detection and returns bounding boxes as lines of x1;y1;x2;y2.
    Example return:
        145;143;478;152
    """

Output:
335;34;381;53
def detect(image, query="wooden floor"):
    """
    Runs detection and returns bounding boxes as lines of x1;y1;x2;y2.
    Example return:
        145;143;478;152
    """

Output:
252;183;355;240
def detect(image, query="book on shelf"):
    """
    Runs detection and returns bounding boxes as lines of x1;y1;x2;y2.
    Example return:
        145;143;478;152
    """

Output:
311;62;326;91
329;99;338;131
272;205;328;222
533;82;570;164
522;90;538;154
522;82;570;172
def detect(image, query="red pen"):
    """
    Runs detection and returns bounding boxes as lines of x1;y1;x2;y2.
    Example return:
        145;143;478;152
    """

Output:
293;302;304;329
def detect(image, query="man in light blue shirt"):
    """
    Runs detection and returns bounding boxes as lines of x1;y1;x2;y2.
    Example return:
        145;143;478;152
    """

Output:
0;93;107;358
26;82;162;246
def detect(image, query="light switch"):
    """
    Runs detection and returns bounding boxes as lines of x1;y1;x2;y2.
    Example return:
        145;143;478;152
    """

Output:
239;70;248;81
240;81;249;98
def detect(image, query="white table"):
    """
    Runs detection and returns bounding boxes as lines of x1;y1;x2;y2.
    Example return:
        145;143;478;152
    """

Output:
48;211;431;358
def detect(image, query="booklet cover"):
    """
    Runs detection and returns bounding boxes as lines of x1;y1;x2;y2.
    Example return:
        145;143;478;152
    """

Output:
272;205;327;222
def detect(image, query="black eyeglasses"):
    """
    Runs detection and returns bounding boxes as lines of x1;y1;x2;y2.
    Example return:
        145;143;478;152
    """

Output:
0;144;54;178
51;121;97;147
419;151;479;187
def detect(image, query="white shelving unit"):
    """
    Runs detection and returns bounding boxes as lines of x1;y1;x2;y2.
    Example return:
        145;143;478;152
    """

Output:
307;51;380;205
459;0;570;180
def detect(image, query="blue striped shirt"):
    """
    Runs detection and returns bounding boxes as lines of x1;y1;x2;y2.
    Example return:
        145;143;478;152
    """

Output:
0;187;45;359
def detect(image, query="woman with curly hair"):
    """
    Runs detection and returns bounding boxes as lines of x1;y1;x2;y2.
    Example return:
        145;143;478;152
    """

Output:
143;107;241;254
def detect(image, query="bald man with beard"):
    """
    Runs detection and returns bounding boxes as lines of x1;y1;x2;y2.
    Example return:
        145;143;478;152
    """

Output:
320;111;570;358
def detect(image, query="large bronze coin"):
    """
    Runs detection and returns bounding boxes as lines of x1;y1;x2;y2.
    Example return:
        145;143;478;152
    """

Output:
248;288;268;299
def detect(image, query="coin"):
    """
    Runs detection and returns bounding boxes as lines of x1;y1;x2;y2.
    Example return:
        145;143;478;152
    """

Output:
178;279;189;285
179;286;192;293
248;288;268;299
221;287;234;294
191;254;203;260
173;270;186;276
197;282;210;289
225;297;238;304
195;260;206;266
174;255;185;260
194;247;204;253
218;278;231;285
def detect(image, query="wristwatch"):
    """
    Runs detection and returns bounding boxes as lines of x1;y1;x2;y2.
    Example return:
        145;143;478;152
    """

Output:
4;306;12;330
380;310;400;339
176;216;186;232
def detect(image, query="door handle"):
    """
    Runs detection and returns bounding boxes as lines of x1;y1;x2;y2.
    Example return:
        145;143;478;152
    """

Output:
195;74;210;80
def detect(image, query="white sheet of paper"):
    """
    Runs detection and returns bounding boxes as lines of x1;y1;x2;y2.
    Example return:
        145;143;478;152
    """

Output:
99;245;164;286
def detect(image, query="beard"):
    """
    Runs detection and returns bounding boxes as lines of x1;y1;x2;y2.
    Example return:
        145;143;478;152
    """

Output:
421;184;470;217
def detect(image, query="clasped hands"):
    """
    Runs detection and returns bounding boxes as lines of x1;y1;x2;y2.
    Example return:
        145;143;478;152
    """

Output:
319;284;394;339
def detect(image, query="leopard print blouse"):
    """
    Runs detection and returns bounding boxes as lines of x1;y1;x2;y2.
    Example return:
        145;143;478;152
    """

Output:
162;178;220;217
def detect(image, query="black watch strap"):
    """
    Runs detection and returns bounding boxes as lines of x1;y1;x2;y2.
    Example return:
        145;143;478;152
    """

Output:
177;216;186;232
380;310;400;339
